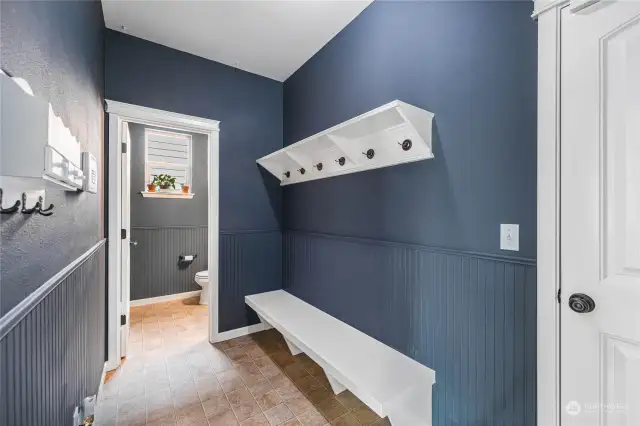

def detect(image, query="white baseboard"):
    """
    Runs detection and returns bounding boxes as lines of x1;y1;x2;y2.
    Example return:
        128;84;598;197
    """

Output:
130;290;201;307
213;322;273;343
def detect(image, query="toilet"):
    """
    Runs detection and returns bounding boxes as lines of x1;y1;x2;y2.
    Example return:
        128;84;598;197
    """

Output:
194;270;209;305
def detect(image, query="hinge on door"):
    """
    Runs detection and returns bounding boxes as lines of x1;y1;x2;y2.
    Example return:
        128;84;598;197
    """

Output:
121;142;127;154
121;229;126;239
120;314;126;326
557;288;562;304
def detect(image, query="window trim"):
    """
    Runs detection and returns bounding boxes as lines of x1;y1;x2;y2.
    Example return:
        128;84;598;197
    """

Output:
144;128;193;188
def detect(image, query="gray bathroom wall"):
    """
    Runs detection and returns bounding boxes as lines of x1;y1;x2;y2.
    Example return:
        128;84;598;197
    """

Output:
129;123;208;300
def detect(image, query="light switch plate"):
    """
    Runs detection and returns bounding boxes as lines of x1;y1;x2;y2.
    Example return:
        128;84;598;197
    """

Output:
500;224;519;251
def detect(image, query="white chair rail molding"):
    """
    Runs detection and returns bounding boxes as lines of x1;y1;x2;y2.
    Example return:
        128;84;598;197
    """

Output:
246;290;436;426
257;100;434;185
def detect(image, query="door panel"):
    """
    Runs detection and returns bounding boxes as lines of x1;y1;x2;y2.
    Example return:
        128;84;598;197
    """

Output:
561;2;640;425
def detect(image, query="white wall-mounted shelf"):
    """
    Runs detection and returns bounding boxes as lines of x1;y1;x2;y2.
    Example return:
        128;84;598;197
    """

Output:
257;100;434;186
0;72;85;191
140;191;194;199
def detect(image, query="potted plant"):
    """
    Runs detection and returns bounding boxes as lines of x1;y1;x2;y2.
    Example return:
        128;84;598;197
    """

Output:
146;182;156;192
151;174;177;191
181;183;190;194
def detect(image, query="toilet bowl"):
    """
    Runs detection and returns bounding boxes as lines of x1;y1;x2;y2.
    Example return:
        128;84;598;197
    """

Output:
194;270;209;305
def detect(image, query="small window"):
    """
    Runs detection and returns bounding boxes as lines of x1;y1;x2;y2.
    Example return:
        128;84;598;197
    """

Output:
145;128;192;187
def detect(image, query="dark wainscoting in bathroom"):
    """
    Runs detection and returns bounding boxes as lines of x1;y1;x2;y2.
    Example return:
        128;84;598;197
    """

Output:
219;230;282;332
283;231;536;426
130;226;208;300
0;241;106;426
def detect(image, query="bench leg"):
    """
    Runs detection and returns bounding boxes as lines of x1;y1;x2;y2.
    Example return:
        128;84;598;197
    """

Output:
283;337;303;356
325;372;346;395
257;314;271;327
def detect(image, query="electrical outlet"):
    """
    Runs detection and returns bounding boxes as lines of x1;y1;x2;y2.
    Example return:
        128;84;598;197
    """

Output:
500;224;519;251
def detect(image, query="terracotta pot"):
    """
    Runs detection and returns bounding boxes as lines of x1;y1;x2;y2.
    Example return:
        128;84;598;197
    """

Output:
146;184;156;192
181;185;190;194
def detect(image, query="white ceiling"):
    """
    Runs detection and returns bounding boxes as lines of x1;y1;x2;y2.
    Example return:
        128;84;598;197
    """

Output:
102;0;372;82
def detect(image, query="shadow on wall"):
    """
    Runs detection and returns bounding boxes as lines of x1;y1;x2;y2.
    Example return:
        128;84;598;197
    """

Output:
259;165;283;230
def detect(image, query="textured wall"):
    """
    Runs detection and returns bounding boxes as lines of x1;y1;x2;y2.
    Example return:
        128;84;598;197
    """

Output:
284;232;536;426
105;31;283;328
0;0;105;315
281;2;537;425
283;1;537;258
0;242;106;426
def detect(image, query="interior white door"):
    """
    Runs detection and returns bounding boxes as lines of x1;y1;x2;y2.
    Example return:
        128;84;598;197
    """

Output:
561;2;640;425
120;121;132;358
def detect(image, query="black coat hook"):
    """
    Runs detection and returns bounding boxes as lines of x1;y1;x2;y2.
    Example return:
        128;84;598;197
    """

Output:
399;139;412;151
335;157;346;166
362;149;375;159
298;168;306;175
284;171;291;178
36;196;54;216
21;193;41;214
314;163;323;171
0;189;20;214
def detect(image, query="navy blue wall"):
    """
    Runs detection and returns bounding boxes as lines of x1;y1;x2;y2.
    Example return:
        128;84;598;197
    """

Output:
283;0;537;259
0;0;105;315
282;2;537;425
105;31;283;330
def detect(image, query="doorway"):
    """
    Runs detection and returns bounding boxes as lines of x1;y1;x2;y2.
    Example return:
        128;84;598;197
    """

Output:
105;101;220;371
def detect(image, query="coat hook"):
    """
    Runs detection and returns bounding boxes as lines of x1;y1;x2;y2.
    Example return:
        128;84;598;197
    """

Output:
362;149;375;159
335;157;346;166
298;168;306;175
398;139;412;151
0;189;20;214
284;171;291;178
314;163;323;171
36;196;54;216
21;192;41;214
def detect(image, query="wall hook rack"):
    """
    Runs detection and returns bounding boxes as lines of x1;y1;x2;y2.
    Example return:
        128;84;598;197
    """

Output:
314;163;323;171
363;149;375;159
335;157;346;166
0;189;21;214
20;193;54;216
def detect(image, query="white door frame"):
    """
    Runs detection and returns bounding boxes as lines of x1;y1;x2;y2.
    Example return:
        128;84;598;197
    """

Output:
104;100;220;370
534;1;611;425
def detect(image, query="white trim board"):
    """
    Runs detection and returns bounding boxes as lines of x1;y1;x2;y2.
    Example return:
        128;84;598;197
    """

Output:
105;100;220;371
130;290;202;307
214;322;273;342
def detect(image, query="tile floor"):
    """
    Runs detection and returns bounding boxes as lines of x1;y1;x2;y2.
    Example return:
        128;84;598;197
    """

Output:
96;298;391;426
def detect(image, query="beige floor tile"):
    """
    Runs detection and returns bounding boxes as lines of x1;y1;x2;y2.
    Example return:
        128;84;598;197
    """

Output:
292;375;322;394
329;413;360;426
296;408;328;426
174;402;206;426
350;404;381;425
226;387;253;407
240;413;270;425
232;400;262;422
263;403;295;426
247;380;274;397
333;392;360;411
253;389;281;412
282;364;308;381
202;395;231;418
269;373;293;390
282;419;302;426
284;395;314;416
305;388;333;406
207;408;239;426
195;377;223;401
146;388;175;422
315;398;347;422
369;418;391;426
253;356;276;370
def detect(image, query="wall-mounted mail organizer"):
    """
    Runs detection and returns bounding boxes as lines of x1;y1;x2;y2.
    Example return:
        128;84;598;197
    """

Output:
257;100;434;186
0;71;98;193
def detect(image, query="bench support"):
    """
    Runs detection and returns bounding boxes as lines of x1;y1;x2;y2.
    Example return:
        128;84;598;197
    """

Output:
283;337;303;356
325;372;346;394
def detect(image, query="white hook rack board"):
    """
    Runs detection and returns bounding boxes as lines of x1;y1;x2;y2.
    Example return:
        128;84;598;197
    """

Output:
257;100;434;186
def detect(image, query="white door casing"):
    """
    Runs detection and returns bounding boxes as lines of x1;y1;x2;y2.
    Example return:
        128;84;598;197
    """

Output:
120;121;131;358
561;2;640;425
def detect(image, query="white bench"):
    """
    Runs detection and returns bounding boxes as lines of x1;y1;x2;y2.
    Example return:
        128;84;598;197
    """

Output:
245;290;436;426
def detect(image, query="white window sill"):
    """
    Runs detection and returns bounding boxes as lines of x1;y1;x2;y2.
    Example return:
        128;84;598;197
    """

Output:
140;191;194;199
